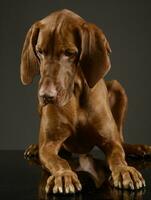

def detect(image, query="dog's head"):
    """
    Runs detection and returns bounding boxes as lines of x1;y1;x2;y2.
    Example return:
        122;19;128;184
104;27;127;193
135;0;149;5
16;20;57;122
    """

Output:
20;9;111;106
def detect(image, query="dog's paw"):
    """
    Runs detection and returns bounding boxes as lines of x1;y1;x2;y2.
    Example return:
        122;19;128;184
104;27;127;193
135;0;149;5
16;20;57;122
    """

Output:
45;170;82;194
109;165;146;190
24;144;39;160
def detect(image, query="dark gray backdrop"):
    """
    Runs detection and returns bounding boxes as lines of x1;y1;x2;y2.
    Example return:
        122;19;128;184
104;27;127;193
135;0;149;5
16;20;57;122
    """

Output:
1;0;151;149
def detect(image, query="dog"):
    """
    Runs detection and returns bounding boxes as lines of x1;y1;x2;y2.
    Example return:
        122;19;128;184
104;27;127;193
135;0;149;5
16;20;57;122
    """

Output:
20;9;151;194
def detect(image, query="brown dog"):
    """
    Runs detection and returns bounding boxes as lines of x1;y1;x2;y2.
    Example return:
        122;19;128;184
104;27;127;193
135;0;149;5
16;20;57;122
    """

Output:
20;9;151;194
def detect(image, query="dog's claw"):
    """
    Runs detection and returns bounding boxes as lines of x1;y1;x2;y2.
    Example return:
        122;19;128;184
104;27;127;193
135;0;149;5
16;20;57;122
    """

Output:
143;180;146;187
129;183;134;190
77;184;82;191
58;186;63;193
53;186;58;194
46;170;81;194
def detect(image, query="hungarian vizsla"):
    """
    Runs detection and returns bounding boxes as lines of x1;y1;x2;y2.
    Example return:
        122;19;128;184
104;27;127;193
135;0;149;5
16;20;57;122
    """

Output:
20;9;151;194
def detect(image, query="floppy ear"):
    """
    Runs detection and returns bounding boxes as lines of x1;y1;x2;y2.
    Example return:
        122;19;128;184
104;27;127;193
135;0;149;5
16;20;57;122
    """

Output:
79;23;111;88
20;23;39;85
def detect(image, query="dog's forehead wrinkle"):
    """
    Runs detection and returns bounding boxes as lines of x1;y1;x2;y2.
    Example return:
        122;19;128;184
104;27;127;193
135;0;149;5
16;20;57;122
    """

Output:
38;31;77;57
37;10;86;56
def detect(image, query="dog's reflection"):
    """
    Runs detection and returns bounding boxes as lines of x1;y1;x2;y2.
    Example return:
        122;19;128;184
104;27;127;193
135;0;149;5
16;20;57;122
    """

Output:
26;152;151;200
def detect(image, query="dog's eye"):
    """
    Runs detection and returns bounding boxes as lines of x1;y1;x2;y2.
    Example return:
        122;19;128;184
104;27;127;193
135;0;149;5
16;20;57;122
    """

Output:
64;49;77;57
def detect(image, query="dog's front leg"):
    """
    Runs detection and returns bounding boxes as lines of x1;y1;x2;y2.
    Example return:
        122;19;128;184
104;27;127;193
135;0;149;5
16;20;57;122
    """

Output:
39;114;82;194
92;107;145;190
105;140;146;190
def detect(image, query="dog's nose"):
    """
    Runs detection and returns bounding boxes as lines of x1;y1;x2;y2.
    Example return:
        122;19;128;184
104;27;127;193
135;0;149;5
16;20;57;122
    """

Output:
43;94;56;104
39;85;57;104
40;92;57;104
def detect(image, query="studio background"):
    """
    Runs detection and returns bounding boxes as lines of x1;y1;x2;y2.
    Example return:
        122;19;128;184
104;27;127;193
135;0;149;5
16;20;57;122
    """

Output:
1;0;151;150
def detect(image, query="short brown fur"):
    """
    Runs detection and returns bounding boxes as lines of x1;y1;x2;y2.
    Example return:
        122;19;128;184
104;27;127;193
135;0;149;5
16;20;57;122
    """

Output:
21;9;151;194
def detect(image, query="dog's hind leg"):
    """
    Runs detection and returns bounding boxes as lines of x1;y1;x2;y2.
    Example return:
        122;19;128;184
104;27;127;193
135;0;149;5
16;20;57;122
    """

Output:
106;80;151;158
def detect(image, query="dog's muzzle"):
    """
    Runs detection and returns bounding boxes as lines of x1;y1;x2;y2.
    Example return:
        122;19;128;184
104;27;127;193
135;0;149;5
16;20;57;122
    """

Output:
39;81;58;105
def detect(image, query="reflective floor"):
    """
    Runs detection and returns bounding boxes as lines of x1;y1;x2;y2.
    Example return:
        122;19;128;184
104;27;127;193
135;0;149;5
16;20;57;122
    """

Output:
0;150;151;200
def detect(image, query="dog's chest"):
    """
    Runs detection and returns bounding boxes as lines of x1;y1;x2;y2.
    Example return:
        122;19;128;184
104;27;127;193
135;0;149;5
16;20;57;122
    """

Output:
63;110;98;154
